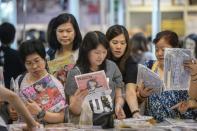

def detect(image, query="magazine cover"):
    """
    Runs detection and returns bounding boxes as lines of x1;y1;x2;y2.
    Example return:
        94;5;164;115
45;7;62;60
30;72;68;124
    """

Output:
75;70;109;93
48;55;75;86
137;64;164;94
20;74;66;112
164;48;192;90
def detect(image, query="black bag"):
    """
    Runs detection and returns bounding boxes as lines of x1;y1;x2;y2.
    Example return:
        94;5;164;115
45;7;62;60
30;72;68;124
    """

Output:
93;112;114;129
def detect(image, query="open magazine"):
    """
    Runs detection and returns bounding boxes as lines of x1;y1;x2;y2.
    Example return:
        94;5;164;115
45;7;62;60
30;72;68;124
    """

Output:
20;74;66;112
47;55;75;86
164;48;192;90
137;64;164;94
75;70;113;114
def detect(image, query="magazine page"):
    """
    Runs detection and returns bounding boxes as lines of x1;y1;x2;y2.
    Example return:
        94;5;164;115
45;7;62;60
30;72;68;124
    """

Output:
75;70;109;94
20;74;66;112
164;48;192;91
137;64;164;94
75;70;113;114
47;55;75;86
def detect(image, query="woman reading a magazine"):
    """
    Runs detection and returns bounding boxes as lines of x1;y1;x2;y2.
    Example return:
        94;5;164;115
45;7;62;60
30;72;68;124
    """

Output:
138;30;197;121
47;13;82;86
11;39;67;124
65;31;125;128
106;25;151;118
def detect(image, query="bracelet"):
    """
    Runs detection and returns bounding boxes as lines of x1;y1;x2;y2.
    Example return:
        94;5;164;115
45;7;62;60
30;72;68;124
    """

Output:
37;109;46;120
139;92;148;99
131;110;140;116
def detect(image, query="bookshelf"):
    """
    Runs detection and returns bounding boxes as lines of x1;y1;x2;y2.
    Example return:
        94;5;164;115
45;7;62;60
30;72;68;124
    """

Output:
126;0;197;36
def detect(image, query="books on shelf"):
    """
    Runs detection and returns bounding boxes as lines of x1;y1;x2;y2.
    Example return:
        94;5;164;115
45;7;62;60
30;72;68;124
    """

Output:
20;74;66;112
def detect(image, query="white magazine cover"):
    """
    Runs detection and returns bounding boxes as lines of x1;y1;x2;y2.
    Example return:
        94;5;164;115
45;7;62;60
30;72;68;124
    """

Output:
75;70;113;114
137;64;164;94
164;48;192;90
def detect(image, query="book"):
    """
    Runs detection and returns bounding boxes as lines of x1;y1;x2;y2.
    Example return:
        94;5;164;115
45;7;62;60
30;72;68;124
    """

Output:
75;70;109;93
47;55;75;86
20;74;66;112
137;64;164;94
164;48;192;90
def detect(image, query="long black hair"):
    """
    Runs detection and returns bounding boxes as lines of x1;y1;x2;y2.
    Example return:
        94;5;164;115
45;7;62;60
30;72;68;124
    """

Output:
76;31;109;73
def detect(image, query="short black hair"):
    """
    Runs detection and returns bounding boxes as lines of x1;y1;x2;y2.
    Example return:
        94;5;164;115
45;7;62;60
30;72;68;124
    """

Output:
76;31;109;73
0;22;16;45
19;39;46;63
47;13;82;51
153;30;179;48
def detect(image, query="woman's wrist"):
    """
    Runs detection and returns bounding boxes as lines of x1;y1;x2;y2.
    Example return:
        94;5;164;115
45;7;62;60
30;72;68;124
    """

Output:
131;109;140;116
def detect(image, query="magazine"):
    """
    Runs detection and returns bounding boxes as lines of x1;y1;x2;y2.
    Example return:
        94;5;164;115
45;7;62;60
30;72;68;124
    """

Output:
75;70;113;113
137;64;164;94
20;74;66;112
47;55;75;86
164;48;192;90
75;70;109;94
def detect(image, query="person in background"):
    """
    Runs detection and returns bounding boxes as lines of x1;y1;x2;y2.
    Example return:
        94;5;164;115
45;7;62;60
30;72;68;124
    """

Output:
0;85;39;131
106;25;142;118
183;33;197;59
0;22;25;89
130;33;154;64
47;13;82;61
65;31;125;127
0;22;25;124
138;30;197;122
47;13;82;87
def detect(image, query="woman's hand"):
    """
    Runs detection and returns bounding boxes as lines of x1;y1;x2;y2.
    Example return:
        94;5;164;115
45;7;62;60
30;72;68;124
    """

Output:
8;105;18;121
184;59;197;81
69;89;88;115
25;99;42;116
171;99;197;113
137;82;153;99
115;104;125;120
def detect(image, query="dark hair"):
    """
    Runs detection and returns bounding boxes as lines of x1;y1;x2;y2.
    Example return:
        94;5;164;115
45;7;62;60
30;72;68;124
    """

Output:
185;33;197;58
76;31;109;73
130;33;148;54
153;30;179;48
0;22;16;45
47;13;82;51
19;39;46;63
106;24;130;73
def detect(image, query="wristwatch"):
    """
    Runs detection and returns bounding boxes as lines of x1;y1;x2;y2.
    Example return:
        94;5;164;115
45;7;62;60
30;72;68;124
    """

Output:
37;109;46;119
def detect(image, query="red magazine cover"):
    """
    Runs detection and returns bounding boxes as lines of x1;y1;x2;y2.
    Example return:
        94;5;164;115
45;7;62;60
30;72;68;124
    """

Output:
75;70;109;93
20;74;66;112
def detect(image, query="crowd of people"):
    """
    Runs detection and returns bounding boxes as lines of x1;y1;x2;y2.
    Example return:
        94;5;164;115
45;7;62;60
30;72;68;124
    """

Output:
0;13;197;130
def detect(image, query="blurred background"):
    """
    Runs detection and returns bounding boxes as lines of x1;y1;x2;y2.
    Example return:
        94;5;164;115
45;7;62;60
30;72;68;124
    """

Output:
0;0;197;50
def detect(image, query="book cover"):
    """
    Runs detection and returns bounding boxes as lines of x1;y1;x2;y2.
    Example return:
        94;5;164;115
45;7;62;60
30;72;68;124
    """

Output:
20;74;66;112
164;48;192;90
75;70;109;94
137;64;164;94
